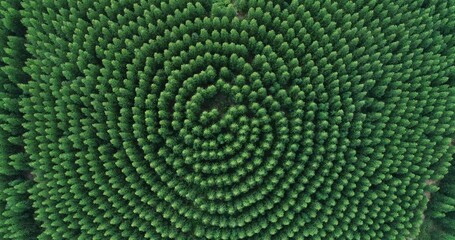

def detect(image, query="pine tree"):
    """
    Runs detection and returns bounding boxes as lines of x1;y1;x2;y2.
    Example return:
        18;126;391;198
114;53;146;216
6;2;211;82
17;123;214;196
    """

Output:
1;0;454;239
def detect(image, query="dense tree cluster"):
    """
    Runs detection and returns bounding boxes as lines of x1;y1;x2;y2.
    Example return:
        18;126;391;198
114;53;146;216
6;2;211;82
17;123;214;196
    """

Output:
0;1;41;239
1;0;454;239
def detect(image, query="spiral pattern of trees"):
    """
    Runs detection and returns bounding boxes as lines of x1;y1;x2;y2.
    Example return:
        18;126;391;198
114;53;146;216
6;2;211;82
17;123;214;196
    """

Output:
1;0;454;239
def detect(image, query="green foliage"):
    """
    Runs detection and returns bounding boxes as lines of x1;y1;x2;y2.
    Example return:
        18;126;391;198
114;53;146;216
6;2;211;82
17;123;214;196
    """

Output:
1;0;454;239
0;0;41;239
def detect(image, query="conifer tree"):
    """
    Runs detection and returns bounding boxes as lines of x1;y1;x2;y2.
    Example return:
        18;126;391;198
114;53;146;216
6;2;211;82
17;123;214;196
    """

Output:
1;0;454;239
